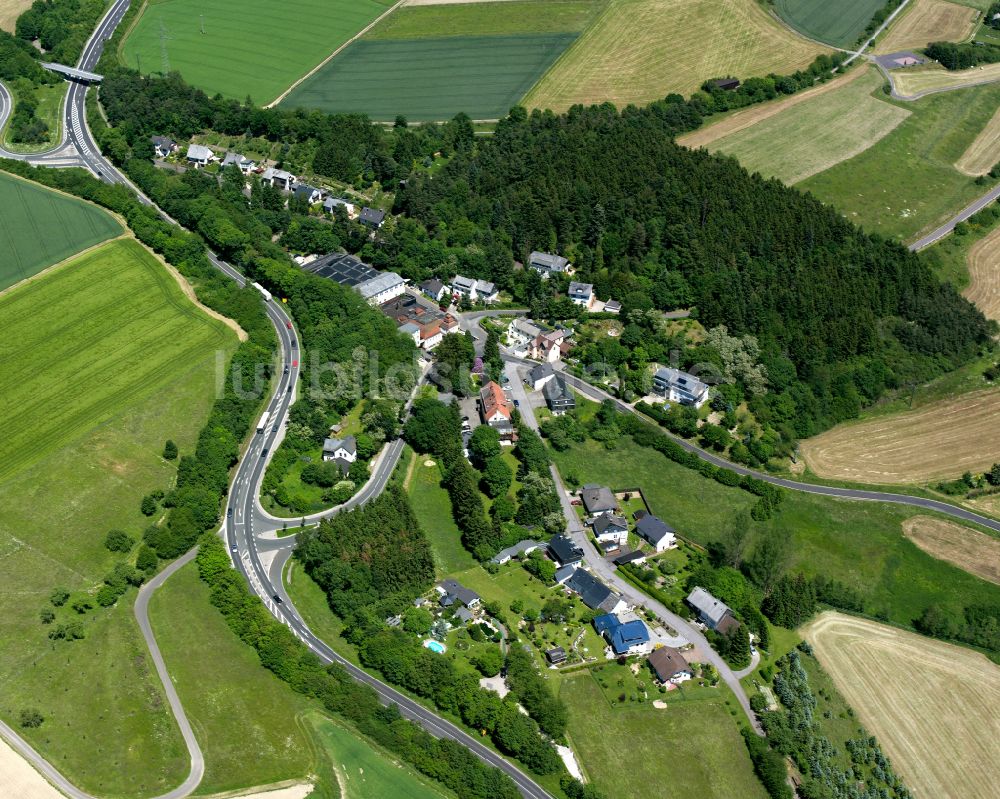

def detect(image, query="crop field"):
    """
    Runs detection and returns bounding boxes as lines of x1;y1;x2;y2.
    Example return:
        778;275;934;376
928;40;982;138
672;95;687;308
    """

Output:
802;612;1000;799
120;0;394;104
0;172;122;293
0;0;32;32
774;0;885;48
709;68;909;184
522;0;824;113
902;516;1000;585
965;224;1000;319
893;61;1000;96
561;674;768;799
956;105;1000;174
799;81;1000;242
875;0;978;53
0;237;237;795
281;34;576;121
799;387;1000;483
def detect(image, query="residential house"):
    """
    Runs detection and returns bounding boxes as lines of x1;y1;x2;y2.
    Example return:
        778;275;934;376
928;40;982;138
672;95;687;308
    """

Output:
150;135;177;159
603;299;622;314
568;281;594;309
379;292;457;349
322;435;357;464
593;614;651;656
490;539;540;565
543;376;575;415
419;278;448;304
635;514;676;552
527;362;556;391
398;322;421;346
686;587;740;635
566;569;627;614
535;329;567;363
324;197;356;216
553;564;577;584
507;318;548;357
451;275;498;304
648;646;693;684
479;381;513;426
548;534;583;567
454;607;475;624
652;367;710;408
186;143;216;168
436;579;481;609
544;646;567;665
528;251;570;278
262;167;296;191
356;271;406;305
294;184;324;205
359;207;386;228
592;515;628;546
221;152;255;173
612;549;646;567
580;484;617;517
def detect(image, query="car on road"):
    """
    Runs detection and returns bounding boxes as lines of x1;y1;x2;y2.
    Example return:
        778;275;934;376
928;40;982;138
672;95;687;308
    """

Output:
570;499;582;506
292;359;298;367
272;425;278;433
260;447;269;457
273;594;282;604
513;399;520;407
230;543;238;553
227;507;233;517
283;365;289;374
286;321;292;329
287;385;292;393
292;340;297;349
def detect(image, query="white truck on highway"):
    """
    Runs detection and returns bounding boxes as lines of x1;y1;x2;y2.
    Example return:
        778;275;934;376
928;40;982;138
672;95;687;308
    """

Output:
256;411;270;434
252;282;272;302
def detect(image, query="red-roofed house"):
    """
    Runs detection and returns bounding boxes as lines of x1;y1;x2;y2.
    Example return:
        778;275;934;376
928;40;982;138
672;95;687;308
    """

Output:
479;381;512;426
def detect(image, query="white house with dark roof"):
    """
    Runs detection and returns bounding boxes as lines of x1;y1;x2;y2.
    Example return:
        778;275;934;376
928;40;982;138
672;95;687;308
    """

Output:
580;484;617;517
151;135;177;159
451;275;498;304
653;367;709;408
529;251;570;278
186;143;216;168
568;281;594;309
262;167;296;191
356;271;405;305
436;579;481;609
322;435;357;464
221;152;256;173
294;184;324;205
491;539;540;565
324;197;356;216
359;207;386;228
420;278;448;303
603;299;622;314
592;515;628;546
686;587;740;635
543;376;575;415
528;362;556;391
635;514;675;552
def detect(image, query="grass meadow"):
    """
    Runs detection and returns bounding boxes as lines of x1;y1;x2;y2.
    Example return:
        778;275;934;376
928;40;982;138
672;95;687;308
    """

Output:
773;0;886;48
799;81;1000;242
406;452;477;575
561;674;768;799
0;171;121;292
550;436;1000;626
281;34;576;121
120;0;393;103
0;237;237;795
523;0;825;112
709;67;910;184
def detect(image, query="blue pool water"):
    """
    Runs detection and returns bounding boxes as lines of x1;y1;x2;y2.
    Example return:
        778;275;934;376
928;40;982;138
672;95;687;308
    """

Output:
423;639;446;654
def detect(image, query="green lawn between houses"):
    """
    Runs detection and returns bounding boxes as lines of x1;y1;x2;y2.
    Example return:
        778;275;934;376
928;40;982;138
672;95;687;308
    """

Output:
121;0;394;104
773;0;887;48
0;170;122;292
0;237;237;797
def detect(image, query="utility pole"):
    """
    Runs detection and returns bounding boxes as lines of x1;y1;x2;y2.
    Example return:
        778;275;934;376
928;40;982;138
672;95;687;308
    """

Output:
200;14;205;34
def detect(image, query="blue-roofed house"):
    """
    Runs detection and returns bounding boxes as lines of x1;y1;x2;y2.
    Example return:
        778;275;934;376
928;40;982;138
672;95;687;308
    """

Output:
592;613;652;656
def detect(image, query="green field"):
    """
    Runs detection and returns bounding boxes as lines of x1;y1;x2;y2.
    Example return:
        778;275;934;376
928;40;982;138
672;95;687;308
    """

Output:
150;563;316;794
550;436;1000;626
406;452;477;575
710;68;910;185
774;0;886;48
121;0;393;104
561;674;768;799
0;171;122;292
281;33;577;121
799;81;1000;242
0;238;237;796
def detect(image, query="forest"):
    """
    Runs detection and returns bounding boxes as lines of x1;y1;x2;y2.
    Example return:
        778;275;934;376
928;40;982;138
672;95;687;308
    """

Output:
925;41;1000;70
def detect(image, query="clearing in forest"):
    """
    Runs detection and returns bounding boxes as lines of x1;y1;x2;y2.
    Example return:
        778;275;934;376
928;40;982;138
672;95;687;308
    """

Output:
522;0;825;112
799;387;1000;483
902;516;1000;585
773;0;886;48
956;104;1000;174
707;67;909;184
802;612;1000;799
120;0;394;104
0;171;122;293
875;0;977;53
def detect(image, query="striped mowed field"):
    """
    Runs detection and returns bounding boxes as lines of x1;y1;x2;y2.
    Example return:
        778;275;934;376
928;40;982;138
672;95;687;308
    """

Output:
0;172;122;293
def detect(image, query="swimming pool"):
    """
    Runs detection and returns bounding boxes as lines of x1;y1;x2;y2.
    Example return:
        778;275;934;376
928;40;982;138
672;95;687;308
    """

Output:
423;639;446;654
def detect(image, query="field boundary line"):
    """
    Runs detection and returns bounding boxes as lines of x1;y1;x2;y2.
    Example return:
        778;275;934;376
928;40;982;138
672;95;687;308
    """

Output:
265;0;408;108
115;0;148;66
0;233;128;299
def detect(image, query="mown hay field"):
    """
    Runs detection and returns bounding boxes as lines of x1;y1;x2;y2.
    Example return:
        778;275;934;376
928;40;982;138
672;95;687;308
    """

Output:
964;224;1000;319
0;0;31;32
893;61;1000;95
0;237;237;794
774;0;885;48
875;0;978;53
522;0;825;112
802;612;1000;799
902;516;1000;585
282;34;576;120
956;104;1000;174
708;67;909;184
800;387;1000;483
0;171;122;293
121;0;394;104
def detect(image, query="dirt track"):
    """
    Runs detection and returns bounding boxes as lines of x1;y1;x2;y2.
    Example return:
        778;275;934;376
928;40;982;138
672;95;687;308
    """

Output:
902;516;1000;584
803;612;1000;799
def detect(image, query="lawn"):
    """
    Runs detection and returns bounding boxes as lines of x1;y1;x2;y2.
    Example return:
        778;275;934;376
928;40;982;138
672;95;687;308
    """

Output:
281;34;578;121
561;673;768;799
709;67;910;185
523;0;825;113
799;81;1000;243
773;0;886;48
407;453;477;575
0;239;237;796
551;436;1000;627
149;563;316;794
0;171;122;292
284;559;362;666
120;0;394;104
